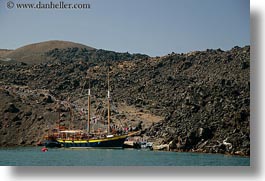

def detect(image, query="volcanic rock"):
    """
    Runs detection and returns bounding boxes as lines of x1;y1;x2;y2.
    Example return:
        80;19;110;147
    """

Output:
0;42;250;156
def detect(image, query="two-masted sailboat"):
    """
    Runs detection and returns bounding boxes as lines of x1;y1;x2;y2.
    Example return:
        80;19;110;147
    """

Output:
44;69;132;148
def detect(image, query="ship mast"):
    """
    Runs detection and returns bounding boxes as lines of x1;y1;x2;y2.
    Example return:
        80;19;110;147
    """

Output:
87;80;91;134
58;104;61;133
107;67;111;135
68;97;73;130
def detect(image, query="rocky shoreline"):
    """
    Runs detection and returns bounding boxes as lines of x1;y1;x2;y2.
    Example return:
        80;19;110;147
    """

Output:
0;43;250;156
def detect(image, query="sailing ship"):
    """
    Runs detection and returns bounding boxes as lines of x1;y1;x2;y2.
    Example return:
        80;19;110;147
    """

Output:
43;69;135;148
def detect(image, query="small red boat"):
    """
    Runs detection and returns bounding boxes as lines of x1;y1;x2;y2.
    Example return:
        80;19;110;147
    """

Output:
41;147;48;152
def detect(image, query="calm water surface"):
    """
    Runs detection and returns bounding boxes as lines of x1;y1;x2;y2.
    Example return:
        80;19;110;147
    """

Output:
0;147;249;166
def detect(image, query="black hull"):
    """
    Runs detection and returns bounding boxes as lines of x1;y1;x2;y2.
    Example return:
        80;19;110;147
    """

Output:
58;136;127;148
44;140;62;148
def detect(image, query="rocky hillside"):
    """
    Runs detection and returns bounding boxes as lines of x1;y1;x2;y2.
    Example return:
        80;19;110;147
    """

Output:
0;41;250;156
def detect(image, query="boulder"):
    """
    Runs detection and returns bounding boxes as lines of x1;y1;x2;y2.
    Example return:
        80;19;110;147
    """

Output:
5;103;20;113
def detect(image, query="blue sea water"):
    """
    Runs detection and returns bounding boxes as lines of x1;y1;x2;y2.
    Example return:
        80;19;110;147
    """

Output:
0;147;249;166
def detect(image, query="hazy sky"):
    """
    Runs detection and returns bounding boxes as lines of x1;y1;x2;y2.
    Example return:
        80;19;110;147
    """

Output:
0;0;250;56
